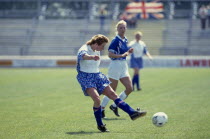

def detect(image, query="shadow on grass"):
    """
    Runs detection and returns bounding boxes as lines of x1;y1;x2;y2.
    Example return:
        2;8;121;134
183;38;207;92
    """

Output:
66;130;131;135
103;118;126;120
66;131;101;135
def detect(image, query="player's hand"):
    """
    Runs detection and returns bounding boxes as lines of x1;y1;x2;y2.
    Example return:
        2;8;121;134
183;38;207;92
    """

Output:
93;55;100;61
121;52;129;57
121;48;133;57
128;48;134;54
149;56;153;61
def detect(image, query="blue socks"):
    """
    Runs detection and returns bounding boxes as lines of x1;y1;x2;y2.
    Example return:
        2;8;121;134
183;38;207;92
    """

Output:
132;74;140;90
132;75;136;89
136;74;140;89
114;98;135;115
93;99;135;126
93;106;103;126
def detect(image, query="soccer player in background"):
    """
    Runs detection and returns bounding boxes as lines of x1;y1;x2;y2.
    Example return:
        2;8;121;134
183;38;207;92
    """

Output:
101;20;135;118
129;31;153;91
76;34;146;132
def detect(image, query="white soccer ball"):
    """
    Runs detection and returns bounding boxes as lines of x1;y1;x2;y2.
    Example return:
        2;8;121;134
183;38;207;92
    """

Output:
152;112;168;127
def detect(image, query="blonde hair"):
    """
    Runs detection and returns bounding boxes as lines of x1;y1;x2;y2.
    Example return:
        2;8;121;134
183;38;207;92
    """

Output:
135;31;143;36
86;34;109;45
116;20;127;30
115;20;127;35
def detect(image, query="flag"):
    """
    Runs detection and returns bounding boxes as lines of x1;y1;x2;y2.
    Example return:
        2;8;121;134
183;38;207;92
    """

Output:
125;1;164;19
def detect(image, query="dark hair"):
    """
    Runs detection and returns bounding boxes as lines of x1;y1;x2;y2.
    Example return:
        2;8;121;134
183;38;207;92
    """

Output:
86;34;109;45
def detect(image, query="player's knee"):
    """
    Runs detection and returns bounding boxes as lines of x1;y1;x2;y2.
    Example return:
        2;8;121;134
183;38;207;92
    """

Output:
108;91;118;100
126;86;133;94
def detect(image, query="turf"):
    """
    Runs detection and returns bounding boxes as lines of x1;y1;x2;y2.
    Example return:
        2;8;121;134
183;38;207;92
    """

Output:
0;68;210;139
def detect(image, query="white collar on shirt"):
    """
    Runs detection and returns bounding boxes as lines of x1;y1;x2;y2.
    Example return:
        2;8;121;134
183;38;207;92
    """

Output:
87;45;96;52
117;35;127;42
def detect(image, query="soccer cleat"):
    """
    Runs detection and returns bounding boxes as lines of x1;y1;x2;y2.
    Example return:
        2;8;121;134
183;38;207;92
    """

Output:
109;105;120;117
130;110;147;120
102;110;106;118
137;88;142;91
97;124;110;132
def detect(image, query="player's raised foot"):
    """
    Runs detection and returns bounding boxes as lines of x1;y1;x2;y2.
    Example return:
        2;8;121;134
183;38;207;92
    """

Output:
109;105;120;117
97;124;110;132
102;110;106;118
130;110;147;120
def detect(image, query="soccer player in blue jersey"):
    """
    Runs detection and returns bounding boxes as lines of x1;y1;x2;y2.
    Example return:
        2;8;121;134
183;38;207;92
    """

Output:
129;31;153;91
101;20;137;118
76;34;146;132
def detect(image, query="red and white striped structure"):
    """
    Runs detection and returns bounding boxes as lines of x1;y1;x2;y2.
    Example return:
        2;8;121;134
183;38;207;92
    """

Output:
125;1;164;19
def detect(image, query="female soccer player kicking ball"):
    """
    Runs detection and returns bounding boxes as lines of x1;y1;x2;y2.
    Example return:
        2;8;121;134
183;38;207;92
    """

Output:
76;34;146;132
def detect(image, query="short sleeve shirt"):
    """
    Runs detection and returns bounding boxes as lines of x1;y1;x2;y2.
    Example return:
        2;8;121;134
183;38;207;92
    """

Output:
77;44;100;73
108;35;130;60
128;40;148;58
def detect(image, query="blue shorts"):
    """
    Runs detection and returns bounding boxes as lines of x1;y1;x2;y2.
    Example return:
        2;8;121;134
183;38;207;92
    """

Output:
130;55;143;69
77;71;111;96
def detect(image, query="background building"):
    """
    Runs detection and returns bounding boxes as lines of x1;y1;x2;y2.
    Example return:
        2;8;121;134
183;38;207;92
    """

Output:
0;0;210;56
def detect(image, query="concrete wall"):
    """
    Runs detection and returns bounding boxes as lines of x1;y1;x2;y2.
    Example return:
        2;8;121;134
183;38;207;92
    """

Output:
0;56;210;68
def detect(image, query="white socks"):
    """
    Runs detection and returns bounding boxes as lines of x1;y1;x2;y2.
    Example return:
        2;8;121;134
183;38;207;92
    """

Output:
101;91;128;109
112;91;127;107
101;96;110;109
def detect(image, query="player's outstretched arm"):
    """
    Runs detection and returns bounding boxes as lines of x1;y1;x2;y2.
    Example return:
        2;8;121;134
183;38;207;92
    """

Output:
108;48;133;58
146;52;153;60
109;52;124;58
83;54;100;61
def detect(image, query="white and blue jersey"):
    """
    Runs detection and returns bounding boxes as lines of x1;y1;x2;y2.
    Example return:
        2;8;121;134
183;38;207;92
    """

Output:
108;35;130;61
76;44;110;96
77;44;100;73
129;40;148;69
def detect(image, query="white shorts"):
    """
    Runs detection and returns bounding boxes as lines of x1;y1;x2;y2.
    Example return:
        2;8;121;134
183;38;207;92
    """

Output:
108;60;130;80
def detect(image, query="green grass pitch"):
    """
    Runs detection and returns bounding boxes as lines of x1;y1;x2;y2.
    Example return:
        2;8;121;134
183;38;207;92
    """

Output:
0;68;210;139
